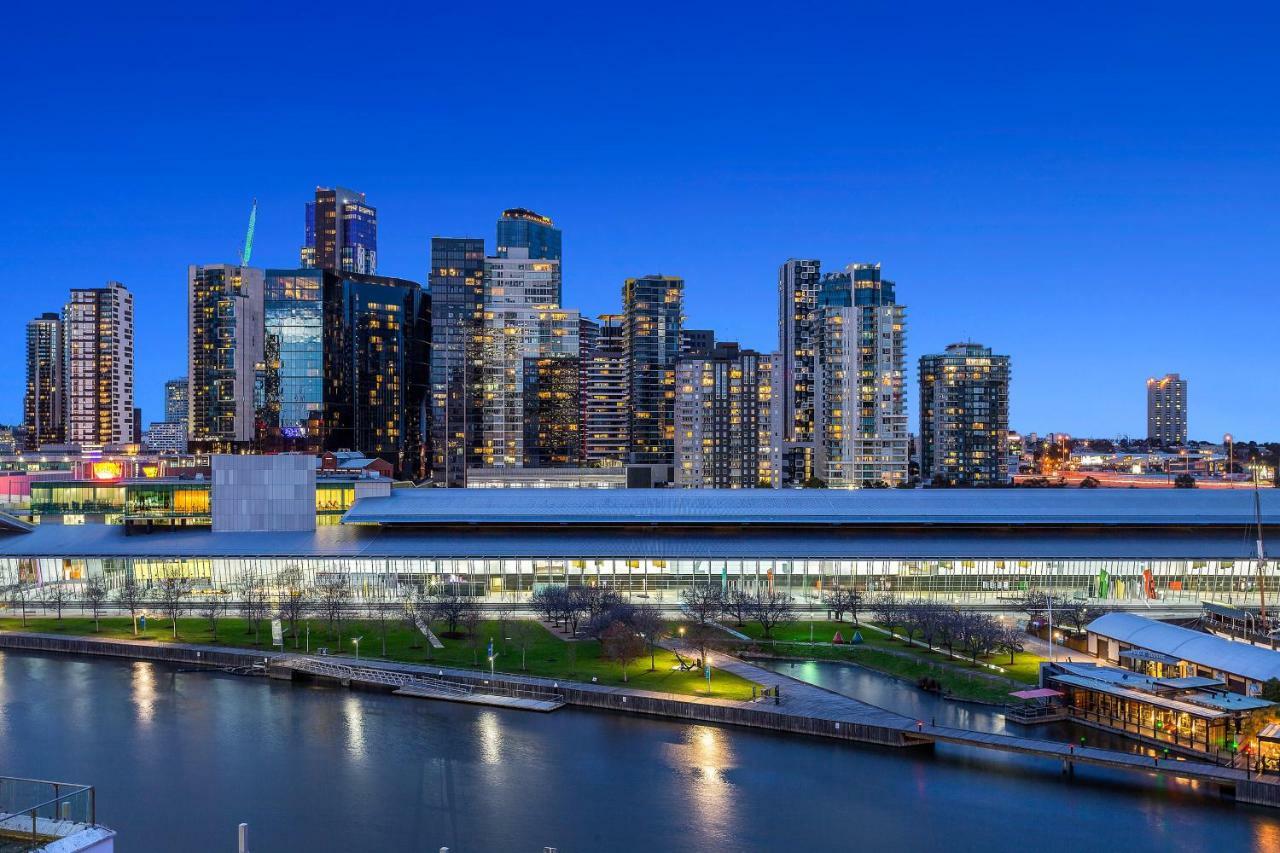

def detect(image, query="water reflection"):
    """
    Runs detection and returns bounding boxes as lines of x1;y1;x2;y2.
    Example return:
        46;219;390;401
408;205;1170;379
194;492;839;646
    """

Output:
130;662;157;725
476;710;503;765
2;650;1277;852
342;694;367;761
666;725;737;842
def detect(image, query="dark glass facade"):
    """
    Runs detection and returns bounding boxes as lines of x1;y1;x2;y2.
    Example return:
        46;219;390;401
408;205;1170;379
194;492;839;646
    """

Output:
325;274;430;477
24;313;63;449
428;237;486;486
496;208;561;261
623;275;683;465
523;355;581;467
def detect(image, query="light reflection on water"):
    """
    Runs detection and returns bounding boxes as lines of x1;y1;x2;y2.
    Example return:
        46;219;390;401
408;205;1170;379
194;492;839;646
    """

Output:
665;725;737;842
1;650;1278;852
130;661;157;725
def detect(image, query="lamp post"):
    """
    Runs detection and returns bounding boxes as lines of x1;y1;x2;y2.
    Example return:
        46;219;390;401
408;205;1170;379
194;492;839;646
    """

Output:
352;636;363;662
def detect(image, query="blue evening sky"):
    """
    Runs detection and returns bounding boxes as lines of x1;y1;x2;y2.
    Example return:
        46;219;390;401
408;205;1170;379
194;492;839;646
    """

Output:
3;3;1277;440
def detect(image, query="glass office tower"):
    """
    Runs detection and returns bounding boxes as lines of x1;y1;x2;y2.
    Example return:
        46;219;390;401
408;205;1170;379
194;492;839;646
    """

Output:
301;187;377;274
325;274;430;477
261;269;330;453
496;208;561;262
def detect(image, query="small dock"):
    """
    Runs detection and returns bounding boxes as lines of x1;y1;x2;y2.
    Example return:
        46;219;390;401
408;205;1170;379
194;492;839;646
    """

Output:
394;684;564;712
272;656;566;712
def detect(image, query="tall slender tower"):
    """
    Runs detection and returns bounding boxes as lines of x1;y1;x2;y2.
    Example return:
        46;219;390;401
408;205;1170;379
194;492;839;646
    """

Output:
188;265;264;449
816;264;907;487
582;313;628;465
1146;373;1188;446
23;313;63;448
623;275;684;466
428;237;487;485
63;282;134;445
778;258;821;483
301;187;377;274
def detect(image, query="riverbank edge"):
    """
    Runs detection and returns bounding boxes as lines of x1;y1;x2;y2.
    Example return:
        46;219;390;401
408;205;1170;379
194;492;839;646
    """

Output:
0;631;921;750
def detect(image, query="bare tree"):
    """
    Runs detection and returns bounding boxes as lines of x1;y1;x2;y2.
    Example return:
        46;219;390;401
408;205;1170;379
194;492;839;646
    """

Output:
315;574;352;646
234;571;268;645
749;589;797;639
116;577;145;635
198;590;229;640
848;587;865;625
462;606;483;665
152;569;192;639
600;621;646;682
822;588;855;622
8;583;32;628
680;620;723;670
510;618;538;671
277;566;311;649
722;587;754;627
960;611;1000;664
530;585;562;626
996;622;1026;665
936;607;962;657
406;585;439;660
431;583;473;637
680;585;725;627
872;593;904;640
84;578;109;632
1058;600;1095;635
44;584;71;621
631;603;666;671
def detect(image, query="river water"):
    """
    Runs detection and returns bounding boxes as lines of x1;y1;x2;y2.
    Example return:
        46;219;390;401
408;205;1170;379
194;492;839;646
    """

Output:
1;650;1278;852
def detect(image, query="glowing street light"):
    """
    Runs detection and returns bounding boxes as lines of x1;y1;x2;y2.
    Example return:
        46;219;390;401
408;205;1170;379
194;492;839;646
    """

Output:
352;635;364;662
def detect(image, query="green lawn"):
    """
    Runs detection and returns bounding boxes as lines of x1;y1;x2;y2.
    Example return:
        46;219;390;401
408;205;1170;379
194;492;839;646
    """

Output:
0;616;758;700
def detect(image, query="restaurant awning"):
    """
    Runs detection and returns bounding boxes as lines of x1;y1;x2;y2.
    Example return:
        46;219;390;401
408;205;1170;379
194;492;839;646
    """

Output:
1009;688;1063;700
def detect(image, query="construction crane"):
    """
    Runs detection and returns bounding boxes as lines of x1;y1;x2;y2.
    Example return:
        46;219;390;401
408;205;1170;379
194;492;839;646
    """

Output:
241;198;258;265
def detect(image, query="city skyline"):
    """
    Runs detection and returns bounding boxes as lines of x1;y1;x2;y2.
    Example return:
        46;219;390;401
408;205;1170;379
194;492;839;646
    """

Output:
4;6;1278;439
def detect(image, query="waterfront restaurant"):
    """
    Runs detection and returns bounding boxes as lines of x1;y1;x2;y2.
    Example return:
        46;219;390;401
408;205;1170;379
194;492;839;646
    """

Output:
0;489;1277;605
1043;660;1273;757
1086;612;1280;696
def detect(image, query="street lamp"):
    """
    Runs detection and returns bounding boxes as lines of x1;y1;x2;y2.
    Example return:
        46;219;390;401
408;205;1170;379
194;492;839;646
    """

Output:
352;636;363;662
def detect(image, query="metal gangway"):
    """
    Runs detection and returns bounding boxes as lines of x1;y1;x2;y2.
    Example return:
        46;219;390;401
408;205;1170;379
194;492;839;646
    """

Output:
275;656;475;699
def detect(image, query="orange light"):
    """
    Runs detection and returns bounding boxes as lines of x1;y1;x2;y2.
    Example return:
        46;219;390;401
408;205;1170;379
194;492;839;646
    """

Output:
92;461;123;481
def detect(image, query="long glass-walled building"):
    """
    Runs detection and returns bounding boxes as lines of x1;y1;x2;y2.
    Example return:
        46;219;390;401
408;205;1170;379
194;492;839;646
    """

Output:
1;490;1276;607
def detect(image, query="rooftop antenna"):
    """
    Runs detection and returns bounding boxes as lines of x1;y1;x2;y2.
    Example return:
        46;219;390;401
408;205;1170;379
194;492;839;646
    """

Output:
241;198;258;265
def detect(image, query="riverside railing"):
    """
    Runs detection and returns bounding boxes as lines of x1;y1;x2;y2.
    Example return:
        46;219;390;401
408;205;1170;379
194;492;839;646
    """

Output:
0;774;96;847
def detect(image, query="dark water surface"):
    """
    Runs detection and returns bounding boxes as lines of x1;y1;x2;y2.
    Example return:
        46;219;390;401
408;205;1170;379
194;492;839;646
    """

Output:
1;651;1278;852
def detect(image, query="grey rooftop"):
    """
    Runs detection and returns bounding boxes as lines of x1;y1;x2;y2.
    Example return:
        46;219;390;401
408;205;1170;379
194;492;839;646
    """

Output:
1086;611;1280;684
340;487;1280;527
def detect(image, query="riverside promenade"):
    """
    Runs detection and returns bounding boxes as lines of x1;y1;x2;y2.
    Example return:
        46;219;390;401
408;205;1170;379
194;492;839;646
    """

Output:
5;630;1280;808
